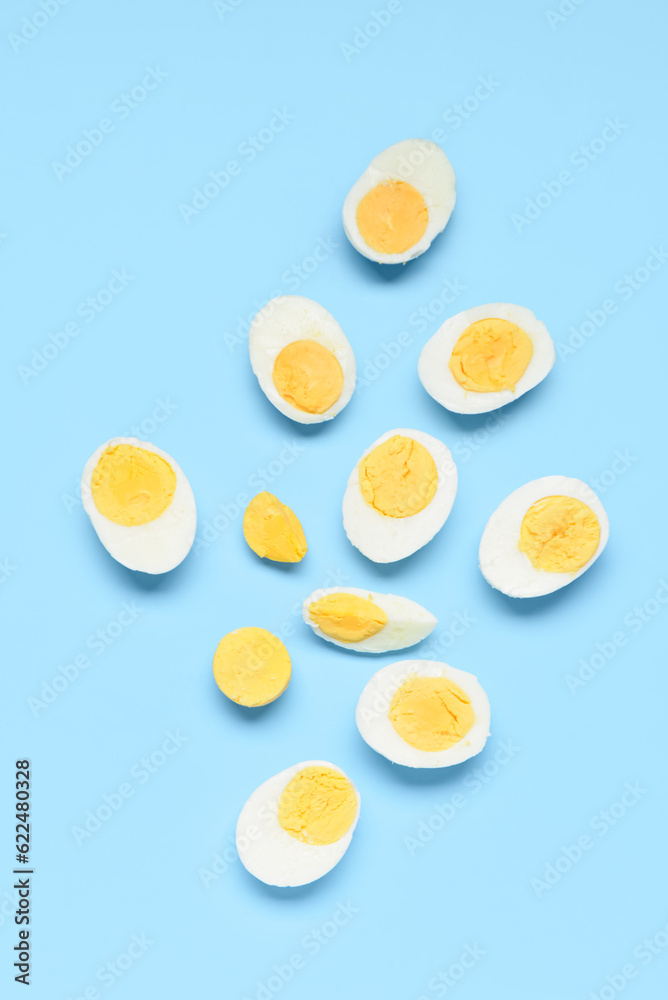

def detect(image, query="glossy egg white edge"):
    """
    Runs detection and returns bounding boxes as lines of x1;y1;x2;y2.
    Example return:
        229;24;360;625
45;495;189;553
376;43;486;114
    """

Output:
342;139;457;264
479;476;610;598
343;428;458;563
356;660;491;768
236;760;361;887
418;303;556;415
302;587;438;653
248;295;356;424
81;436;197;574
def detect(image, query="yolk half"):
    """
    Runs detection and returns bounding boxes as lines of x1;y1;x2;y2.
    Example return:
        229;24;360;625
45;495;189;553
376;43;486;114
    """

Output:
243;492;307;563
91;444;176;526
356;180;428;254
278;766;357;845
518;495;600;573
308;593;388;643
213;627;291;707
273;339;343;414
449;319;533;393
389;675;475;752
360;435;438;518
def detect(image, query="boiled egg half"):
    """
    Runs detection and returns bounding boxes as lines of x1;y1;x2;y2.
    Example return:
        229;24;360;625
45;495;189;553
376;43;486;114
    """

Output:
302;587;437;653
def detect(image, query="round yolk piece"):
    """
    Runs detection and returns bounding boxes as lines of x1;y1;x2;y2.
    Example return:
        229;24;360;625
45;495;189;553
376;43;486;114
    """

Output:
518;495;601;573
278;766;357;845
448;318;534;393
91;444;176;526
389;676;475;752
356;180;428;254
272;339;343;414
360;435;438;518
309;593;388;643
243;492;307;563
213;627;291;707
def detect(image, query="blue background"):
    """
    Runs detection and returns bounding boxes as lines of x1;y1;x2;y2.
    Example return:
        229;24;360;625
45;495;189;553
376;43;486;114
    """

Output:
3;1;668;997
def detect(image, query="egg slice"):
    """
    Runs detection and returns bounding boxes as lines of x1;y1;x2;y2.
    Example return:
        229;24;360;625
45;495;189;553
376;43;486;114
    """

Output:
248;295;356;424
418;303;555;414
213;627;291;707
356;660;490;768
343;139;456;264
243;492;307;563
479;476;609;598
81;437;196;574
236;761;360;886
343;429;457;563
303;587;437;653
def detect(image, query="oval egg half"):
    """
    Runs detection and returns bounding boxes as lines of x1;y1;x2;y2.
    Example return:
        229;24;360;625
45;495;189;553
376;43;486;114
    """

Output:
302;587;437;653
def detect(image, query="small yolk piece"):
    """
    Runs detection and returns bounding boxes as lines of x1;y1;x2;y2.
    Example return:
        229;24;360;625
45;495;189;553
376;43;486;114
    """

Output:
360;435;438;518
272;339;343;414
389;675;475;752
213;627;291;707
309;593;388;643
518;495;601;573
356;180;428;255
243;492;307;563
278;766;357;846
448;318;533;393
91;444;176;526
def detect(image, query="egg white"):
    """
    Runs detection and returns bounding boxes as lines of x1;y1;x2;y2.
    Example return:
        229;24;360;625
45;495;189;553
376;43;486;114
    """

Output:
302;587;437;653
479;476;610;598
356;660;491;768
248;295;356;424
81;436;197;574
418;303;555;415
236;760;361;887
343;139;456;264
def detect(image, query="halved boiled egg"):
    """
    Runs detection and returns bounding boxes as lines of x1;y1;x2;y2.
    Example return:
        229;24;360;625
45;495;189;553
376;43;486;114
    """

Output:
236;761;360;886
343;139;456;264
302;587;437;653
343;429;457;562
356;660;490;768
81;437;196;574
479;476;609;598
418;303;555;414
248;295;355;423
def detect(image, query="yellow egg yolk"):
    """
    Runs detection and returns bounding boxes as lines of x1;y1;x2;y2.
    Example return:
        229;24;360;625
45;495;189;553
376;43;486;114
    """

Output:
91;444;176;526
356;180;428;254
518;495;601;573
448;318;534;393
243;492;307;563
213;627;291;707
360;435;438;518
389;675;475;751
272;339;343;414
308;593;388;643
278;766;357;845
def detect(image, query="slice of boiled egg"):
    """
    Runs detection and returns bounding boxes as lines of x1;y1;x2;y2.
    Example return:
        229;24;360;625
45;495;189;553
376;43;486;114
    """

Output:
81;437;196;574
213;627;291;707
302;587;437;653
243;492;307;563
237;761;360;886
343;139;456;264
343;429;457;563
248;295;356;424
418;303;555;414
356;660;491;768
479;476;609;598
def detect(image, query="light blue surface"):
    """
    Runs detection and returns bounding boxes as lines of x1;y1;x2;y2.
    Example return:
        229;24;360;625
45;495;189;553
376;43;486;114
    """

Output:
3;1;668;997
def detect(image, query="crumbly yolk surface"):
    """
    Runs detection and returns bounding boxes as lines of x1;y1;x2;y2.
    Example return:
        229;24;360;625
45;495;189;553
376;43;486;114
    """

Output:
448;318;534;393
91;444;176;526
356;180;428;254
360;435;438;518
278;766;357;845
518;495;601;573
243;492;307;563
308;593;388;643
213;627;291;707
272;339;343;414
389;675;475;752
